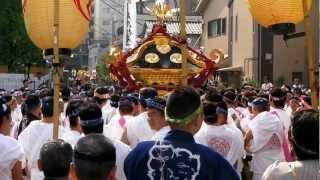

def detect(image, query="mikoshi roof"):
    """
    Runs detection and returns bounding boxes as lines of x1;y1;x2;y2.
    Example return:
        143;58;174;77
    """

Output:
109;23;216;91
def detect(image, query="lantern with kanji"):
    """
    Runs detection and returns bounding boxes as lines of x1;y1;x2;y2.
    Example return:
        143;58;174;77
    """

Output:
22;0;91;54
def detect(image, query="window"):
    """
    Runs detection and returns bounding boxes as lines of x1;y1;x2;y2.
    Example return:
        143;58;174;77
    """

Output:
235;15;238;42
222;18;226;34
207;18;227;38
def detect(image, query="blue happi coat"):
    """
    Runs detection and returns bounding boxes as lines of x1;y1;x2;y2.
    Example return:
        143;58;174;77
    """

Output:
124;130;240;180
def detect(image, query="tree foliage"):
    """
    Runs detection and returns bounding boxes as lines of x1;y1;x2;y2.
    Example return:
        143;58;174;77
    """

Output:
0;0;43;73
96;54;115;86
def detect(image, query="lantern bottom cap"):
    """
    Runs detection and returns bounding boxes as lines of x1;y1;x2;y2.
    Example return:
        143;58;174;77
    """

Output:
270;23;296;35
44;48;72;57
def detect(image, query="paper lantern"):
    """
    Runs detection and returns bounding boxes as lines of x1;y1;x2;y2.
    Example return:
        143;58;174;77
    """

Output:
247;0;313;34
22;0;91;51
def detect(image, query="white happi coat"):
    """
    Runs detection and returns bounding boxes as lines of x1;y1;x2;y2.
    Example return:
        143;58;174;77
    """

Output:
103;107;118;125
262;160;320;180
61;130;83;148
11;106;22;125
151;126;171;141
0;134;24;180
125;112;155;148
248;111;285;179
104;114;134;141
18;121;67;180
195;124;244;166
270;107;291;134
240;108;253;133
112;139;131;180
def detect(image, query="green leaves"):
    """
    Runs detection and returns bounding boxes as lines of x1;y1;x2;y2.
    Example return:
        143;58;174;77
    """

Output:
0;0;43;73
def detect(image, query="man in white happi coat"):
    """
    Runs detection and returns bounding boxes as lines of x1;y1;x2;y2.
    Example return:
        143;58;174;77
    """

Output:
93;87;111;125
121;88;158;147
79;102;130;180
269;88;293;162
18;97;67;180
11;91;23;126
144;98;170;141
269;88;291;134
244;98;285;180
104;94;120;124
0;103;24;180
105;97;134;141
61;99;83;148
195;102;244;167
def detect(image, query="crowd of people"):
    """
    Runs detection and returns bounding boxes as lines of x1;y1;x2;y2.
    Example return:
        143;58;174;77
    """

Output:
0;82;318;180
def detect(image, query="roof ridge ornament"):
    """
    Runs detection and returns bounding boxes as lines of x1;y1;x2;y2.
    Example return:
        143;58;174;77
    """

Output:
151;2;173;25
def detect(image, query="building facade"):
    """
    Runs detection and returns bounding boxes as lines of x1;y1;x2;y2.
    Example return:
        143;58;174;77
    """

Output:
196;0;319;88
88;0;125;69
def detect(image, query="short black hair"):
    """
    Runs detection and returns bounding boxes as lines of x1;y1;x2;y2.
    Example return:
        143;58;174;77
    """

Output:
25;94;41;112
203;103;218;124
118;97;134;114
40;140;72;178
79;103;103;134
94;87;109;105
223;91;236;104
216;102;228;118
73;134;116;180
290;110;319;160
2;95;14;104
166;87;200;120
252;97;269;112
109;94;120;108
127;94;139;106
66;99;83;128
270;88;286;108
61;86;70;102
0;102;11;126
41;96;53;118
139;87;158;108
205;90;223;104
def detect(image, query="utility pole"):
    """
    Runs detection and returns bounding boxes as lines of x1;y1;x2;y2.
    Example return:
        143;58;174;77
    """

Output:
52;0;60;140
179;0;188;86
303;0;318;109
123;0;128;50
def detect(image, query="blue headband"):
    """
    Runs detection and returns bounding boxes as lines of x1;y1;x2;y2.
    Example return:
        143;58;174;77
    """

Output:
216;107;228;115
80;118;103;127
146;99;165;111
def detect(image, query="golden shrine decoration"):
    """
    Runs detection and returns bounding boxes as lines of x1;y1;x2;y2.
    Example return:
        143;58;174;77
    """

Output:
22;0;91;50
107;2;217;92
108;25;216;91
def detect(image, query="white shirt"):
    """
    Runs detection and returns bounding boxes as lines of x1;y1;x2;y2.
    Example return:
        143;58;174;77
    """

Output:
61;130;83;148
103;107;118;125
18;121;67;180
240;108;253;132
195;124;244;166
0;134;24;180
151;126;170;141
104;115;134;141
11;106;22;125
270;107;291;134
126;112;155;148
112;140;131;180
262;160;320;180
248;112;285;174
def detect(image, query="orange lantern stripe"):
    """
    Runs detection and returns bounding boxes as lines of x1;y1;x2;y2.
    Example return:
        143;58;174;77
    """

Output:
73;0;92;21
